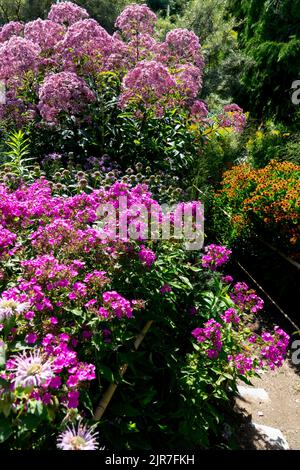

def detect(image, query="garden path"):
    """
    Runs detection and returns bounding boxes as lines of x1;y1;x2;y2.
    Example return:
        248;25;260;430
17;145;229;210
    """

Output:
235;356;300;449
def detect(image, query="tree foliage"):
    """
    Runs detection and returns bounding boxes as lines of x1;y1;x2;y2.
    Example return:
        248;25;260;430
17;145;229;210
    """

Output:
0;0;143;32
228;0;300;122
179;0;248;104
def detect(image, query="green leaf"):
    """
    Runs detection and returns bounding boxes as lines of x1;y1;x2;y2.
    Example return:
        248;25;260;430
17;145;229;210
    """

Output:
71;308;85;317
0;342;6;369
0;418;13;443
222;372;234;380
18;413;43;431
192;342;200;351
178;275;193;289
0;377;9;389
99;365;115;383
80;390;94;415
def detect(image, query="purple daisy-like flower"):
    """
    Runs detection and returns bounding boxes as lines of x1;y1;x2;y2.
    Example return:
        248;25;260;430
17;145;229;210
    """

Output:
8;349;54;389
57;421;99;450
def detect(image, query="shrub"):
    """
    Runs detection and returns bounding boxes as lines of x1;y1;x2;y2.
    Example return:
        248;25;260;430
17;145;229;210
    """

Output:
246;122;300;168
0;178;289;449
213;160;300;251
0;2;246;181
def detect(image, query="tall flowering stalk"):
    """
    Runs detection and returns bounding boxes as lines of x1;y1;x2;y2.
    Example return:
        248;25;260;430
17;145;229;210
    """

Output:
0;1;246;132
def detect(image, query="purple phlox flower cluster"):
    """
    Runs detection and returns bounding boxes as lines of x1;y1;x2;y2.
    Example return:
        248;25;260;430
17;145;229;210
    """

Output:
102;291;134;319
40;334;95;407
84;270;109;287
165;201;203;232
221;307;240;324
160;284;172;294
0;36;41;80
115;3;157;37
68;281;87;300
0;21;24;43
119;60;176;114
24;19;65;51
21;255;79;289
26;333;38;344
155;28;204;69
190;99;208;118
222;275;233;284
43;334;76;372
48;1;89;26
2;256;82;314
192;319;222;358
202;244;232;271
0;178;52;227
30;218;76;250
260;326;290;370
56;19;113;73
128;33;157;61
96;182;162;241
139;245;156;267
66;362;96;388
219;104;247;133
38;71;96;123
0;226;17;253
226;326;289;375
189;306;198;315
0;179;161;252
230;282;264;313
174;63;203;99
227;353;254;375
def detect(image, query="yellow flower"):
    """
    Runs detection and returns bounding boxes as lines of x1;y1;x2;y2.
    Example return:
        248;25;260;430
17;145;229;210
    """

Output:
270;130;280;136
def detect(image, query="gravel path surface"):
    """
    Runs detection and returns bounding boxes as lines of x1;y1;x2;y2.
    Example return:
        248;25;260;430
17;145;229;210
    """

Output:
235;356;300;449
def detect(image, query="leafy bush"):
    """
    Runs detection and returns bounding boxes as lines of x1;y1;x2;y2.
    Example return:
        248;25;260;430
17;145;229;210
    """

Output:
246;122;300;168
213;160;300;251
179;0;249;103
0;1;141;32
228;0;300;122
0;176;290;450
0;1;292;452
0;1;246;184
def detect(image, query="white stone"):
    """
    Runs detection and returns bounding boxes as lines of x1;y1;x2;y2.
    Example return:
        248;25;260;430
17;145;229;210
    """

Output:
252;423;289;450
237;385;269;401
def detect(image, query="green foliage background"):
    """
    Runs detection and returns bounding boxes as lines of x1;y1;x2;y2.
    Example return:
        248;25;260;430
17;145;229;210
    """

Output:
228;0;300;123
